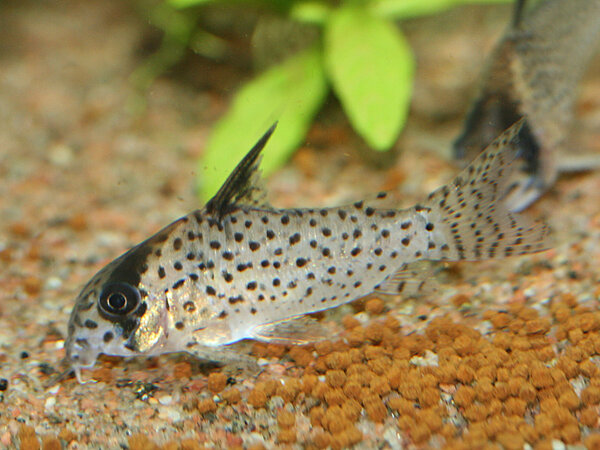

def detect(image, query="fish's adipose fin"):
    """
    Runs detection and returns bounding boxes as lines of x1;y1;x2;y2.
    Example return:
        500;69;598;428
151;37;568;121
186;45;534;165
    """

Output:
375;261;436;297
205;123;277;221
422;119;550;261
250;316;331;345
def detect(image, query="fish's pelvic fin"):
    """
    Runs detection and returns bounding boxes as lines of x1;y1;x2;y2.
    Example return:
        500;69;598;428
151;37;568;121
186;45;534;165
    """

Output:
250;316;331;345
422;119;550;261
185;343;261;377
205;122;277;221
375;261;436;297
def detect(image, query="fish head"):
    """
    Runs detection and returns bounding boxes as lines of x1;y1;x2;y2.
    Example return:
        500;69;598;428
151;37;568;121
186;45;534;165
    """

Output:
65;233;174;376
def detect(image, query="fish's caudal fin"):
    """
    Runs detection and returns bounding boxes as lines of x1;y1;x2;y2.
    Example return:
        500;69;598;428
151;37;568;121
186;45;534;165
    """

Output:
420;120;550;262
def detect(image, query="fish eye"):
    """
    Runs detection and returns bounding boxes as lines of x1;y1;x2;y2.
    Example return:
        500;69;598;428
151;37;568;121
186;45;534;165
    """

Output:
98;282;140;317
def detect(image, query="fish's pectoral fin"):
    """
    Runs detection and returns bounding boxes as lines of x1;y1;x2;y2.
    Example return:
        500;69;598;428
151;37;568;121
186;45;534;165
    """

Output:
205;122;277;221
250;315;331;345
184;344;261;378
374;261;437;297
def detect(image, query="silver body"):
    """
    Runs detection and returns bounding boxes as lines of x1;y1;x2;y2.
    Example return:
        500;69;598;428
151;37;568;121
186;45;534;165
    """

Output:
63;121;549;382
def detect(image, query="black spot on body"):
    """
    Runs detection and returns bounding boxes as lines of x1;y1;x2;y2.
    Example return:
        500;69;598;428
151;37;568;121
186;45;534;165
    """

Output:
174;261;183;270
234;232;244;242
296;258;308;267
249;241;260;251
173;238;182;250
173;279;185;289
210;241;221;250
158;266;166;279
289;233;301;245
84;319;97;329
103;331;113;343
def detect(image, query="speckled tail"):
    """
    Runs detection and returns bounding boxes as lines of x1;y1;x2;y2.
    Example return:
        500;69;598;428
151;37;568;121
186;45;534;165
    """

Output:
423;120;549;261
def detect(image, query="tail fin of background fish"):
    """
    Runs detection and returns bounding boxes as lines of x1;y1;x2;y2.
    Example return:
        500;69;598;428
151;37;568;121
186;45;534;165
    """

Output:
454;0;600;212
423;119;549;262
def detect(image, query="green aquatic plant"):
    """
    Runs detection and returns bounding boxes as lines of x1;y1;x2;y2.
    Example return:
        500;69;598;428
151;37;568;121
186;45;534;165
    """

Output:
148;0;509;200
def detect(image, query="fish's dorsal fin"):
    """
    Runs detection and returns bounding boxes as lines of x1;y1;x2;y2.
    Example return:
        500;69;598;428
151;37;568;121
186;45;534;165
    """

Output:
250;315;331;345
512;0;527;28
205;123;277;221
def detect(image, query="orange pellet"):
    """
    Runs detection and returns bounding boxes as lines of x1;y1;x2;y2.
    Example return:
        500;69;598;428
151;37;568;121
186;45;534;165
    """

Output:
18;424;39;450
454;386;476;407
583;386;600;405
288;346;313;367
324;388;345;406
365;298;385;314
326;351;352;370
530;367;554;389
128;434;159;450
207;372;227;393
342;315;361;330
41;436;61;450
558;390;580;411
277;410;296;429
196;398;217;414
364;398;387;423
503;397;527;416
560;423;580;444
277;427;296;444
581;406;599;427
312;431;331;449
585;433;600;450
496;432;524;450
221;388;241;404
247;388;267;409
456;364;475;384
326;370;346;388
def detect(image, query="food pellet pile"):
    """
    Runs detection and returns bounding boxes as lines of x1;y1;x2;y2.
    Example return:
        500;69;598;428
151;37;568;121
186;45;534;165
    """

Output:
2;0;600;449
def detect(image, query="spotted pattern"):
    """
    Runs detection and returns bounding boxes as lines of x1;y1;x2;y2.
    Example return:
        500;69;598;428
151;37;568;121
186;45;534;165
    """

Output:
64;120;548;376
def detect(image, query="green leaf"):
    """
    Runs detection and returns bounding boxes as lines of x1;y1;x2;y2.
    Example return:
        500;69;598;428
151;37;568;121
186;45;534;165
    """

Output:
167;0;212;9
324;6;414;151
289;1;332;25
198;47;327;201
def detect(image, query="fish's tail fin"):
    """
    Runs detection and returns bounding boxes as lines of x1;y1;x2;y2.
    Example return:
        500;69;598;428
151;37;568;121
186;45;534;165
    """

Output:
419;119;550;262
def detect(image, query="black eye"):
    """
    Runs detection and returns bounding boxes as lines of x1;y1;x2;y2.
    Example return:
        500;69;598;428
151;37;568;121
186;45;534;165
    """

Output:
98;282;140;317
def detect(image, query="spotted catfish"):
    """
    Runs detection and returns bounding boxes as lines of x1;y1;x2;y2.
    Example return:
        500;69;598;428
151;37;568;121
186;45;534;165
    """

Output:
62;120;549;383
454;0;600;212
